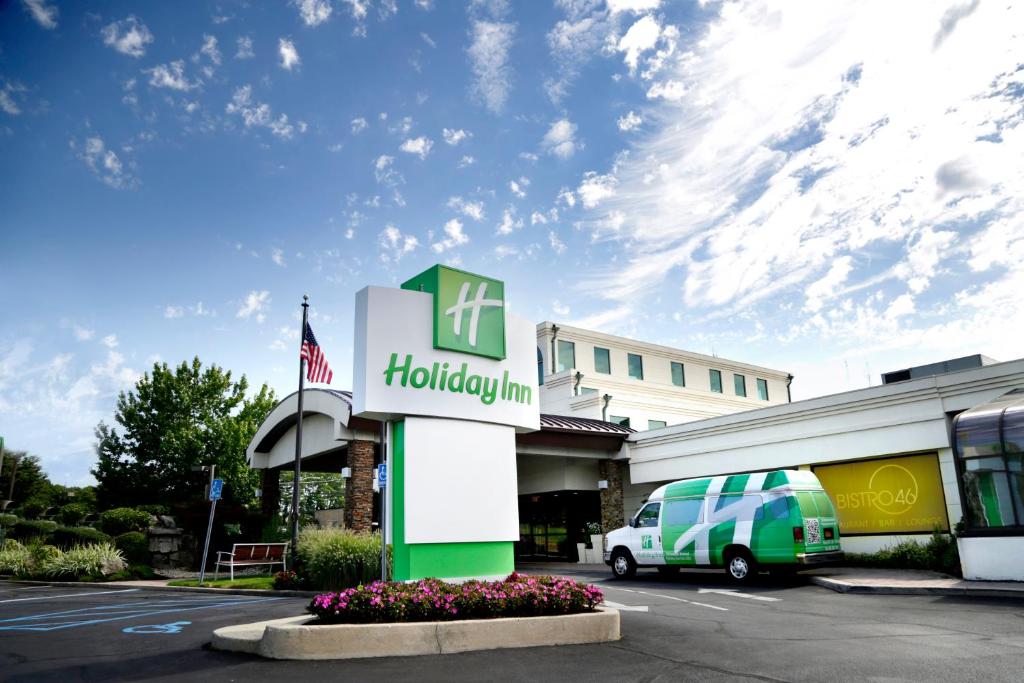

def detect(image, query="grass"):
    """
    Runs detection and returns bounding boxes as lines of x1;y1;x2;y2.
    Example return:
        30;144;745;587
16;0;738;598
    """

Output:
167;575;276;590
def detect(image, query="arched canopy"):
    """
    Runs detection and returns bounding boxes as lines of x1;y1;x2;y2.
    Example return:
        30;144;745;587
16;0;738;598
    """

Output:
247;389;380;471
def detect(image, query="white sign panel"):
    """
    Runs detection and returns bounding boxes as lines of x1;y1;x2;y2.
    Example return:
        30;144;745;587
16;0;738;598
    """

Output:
353;286;540;431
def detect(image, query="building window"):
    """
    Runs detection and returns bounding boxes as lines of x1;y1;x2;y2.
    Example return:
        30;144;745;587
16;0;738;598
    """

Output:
648;419;667;430
579;387;598;395
537;347;544;386
556;340;575;373
627;353;644;380
709;369;722;393
954;399;1024;532
670;362;685;387
594;347;611;374
609;415;631;428
734;374;747;397
757;378;769;400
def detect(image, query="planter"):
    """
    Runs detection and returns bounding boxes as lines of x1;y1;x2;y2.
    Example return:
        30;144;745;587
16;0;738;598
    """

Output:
213;607;619;660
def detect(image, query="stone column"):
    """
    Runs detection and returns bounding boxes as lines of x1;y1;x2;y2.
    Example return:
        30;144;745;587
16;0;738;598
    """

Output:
261;468;281;519
344;439;375;532
598;459;625;534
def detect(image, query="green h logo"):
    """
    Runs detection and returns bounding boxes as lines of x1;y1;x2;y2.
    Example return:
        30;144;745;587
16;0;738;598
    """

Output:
402;265;506;360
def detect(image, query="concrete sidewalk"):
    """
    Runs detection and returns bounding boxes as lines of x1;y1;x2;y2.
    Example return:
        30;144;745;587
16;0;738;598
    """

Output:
518;561;1024;599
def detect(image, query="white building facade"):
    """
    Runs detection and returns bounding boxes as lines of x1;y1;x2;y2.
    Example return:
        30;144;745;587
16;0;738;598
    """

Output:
537;322;793;431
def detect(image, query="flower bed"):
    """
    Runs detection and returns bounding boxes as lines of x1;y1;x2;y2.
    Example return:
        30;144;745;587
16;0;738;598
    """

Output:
308;573;603;625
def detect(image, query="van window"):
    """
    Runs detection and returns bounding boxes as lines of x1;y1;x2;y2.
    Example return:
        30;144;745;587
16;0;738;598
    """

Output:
765;495;790;520
636;503;660;528
811;492;836;517
712;494;764;520
664;499;703;525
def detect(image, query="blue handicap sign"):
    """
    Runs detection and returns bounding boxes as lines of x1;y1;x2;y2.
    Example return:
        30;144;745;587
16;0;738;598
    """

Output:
377;463;387;487
123;621;191;634
209;478;224;501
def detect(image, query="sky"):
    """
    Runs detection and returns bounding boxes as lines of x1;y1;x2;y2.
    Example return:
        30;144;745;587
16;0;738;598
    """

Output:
1;0;1022;486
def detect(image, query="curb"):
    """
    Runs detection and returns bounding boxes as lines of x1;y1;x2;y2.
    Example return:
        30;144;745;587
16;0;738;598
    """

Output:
808;576;1024;599
212;607;620;660
4;579;319;599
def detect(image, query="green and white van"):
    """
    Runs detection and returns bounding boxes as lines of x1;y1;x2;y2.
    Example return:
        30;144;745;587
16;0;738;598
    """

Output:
604;470;843;582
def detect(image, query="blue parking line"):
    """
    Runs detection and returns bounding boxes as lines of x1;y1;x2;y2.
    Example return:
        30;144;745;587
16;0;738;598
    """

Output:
0;596;287;632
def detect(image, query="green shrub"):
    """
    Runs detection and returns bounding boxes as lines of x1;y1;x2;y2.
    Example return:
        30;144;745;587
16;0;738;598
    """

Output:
843;529;961;577
261;514;290;543
21;499;50;520
57;503;91;526
0;513;18;528
98;508;152;536
106;564;156;582
51;526;111;549
10;519;57;541
0;541;30;575
44;543;126;580
114;531;150;564
136;504;169;517
297;528;391;591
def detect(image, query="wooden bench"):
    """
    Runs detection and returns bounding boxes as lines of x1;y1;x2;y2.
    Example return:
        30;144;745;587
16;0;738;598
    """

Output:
214;543;288;581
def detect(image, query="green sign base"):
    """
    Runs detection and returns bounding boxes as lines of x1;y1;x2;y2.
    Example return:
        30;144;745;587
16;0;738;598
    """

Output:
390;420;515;582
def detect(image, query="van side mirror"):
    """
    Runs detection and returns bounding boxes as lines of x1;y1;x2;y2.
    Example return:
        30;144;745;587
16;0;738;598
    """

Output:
628;518;637;528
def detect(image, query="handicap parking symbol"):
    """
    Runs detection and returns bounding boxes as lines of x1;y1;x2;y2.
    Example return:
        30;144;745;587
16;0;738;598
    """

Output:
123;621;192;634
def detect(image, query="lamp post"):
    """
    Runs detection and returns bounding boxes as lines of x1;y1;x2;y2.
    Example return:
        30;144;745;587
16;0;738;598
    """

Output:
1;452;22;512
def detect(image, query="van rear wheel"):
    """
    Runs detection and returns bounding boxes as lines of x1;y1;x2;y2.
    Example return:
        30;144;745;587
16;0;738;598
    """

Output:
611;550;636;579
724;549;756;583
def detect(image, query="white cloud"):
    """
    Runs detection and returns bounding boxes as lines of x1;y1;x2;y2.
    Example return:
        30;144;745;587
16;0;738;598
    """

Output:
73;325;95;341
431;218;469;253
577;171;617;208
443;128;471;145
557;186;576;208
400;136;434;159
530;211;548;225
146;61;197;91
236;36;255;59
293;0;333;26
542;118;579;158
421;32;437;48
272;248;286;266
279;38;301;70
0;83;23;116
458;155;476;167
509;177;529;198
573;0;1024;376
549;230;567;254
618;15;661;74
496;207;523;235
198;34;222;65
447;196;485;221
378;224;419;263
101;334;119;349
552;300;571;316
494;244;519;260
23;0;57;29
617;110;643;131
607;0;661;13
468;21;515;113
373;154;403;185
226;85;296;140
101;16;154;58
164;305;184;319
351;117;368;134
72;135;135;190
237;290;270;320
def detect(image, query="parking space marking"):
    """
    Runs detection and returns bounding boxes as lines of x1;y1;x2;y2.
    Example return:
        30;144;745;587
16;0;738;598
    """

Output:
697;588;780;602
0;589;142;604
0;595;286;632
603;600;650;612
123;621;192;634
603;586;730;612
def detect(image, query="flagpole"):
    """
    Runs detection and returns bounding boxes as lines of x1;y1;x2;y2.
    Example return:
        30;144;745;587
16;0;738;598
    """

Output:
290;294;309;569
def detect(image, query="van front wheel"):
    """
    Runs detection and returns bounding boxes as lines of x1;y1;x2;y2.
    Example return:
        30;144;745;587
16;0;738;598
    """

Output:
725;549;756;583
611;550;636;579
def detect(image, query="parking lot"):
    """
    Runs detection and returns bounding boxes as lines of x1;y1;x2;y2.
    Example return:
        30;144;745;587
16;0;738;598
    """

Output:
2;573;1023;682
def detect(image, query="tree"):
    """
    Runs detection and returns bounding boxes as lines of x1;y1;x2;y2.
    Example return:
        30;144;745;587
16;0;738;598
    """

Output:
0;450;53;513
92;357;276;510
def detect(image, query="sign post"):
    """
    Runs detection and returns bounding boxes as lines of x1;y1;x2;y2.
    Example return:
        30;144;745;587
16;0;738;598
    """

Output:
198;470;221;586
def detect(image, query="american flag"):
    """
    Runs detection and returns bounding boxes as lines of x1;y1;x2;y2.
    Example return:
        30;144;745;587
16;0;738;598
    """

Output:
300;322;333;384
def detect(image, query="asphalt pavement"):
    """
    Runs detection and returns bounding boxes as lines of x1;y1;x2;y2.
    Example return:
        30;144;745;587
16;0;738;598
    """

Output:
2;570;1023;682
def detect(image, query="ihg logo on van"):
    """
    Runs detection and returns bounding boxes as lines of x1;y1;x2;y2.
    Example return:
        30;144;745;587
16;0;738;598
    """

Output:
402;265;507;360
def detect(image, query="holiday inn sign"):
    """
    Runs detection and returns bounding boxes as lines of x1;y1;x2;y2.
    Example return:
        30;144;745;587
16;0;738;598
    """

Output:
353;265;538;429
352;264;538;582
